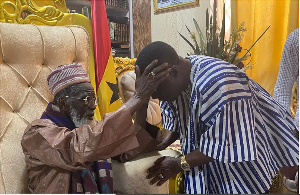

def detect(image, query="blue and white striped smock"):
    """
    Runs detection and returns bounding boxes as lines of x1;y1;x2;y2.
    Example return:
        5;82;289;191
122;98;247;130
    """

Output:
160;55;299;194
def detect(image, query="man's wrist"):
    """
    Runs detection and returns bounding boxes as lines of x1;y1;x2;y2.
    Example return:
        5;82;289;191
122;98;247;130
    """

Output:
133;92;150;103
156;142;167;150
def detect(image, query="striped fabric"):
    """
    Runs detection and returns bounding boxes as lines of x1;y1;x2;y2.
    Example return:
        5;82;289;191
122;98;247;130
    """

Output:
161;55;299;194
47;63;90;96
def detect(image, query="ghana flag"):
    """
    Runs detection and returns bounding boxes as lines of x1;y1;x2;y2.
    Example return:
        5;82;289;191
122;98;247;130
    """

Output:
91;0;121;117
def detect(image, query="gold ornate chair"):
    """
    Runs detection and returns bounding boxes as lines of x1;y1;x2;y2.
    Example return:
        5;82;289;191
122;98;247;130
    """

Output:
0;22;90;193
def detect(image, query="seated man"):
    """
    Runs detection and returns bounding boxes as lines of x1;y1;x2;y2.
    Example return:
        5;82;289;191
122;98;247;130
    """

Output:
21;62;171;193
135;41;299;194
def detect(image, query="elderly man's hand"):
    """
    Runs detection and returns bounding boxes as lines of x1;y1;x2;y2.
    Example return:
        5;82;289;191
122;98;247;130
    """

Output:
134;60;171;103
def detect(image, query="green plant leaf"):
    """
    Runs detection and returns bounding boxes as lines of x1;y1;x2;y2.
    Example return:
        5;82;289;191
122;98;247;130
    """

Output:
186;25;192;33
226;26;238;62
212;0;217;57
235;25;270;65
193;18;205;55
206;9;209;32
229;50;239;64
186;25;201;54
178;31;196;52
219;2;225;58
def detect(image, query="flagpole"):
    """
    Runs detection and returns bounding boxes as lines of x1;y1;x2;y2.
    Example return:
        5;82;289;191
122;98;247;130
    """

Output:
129;0;134;58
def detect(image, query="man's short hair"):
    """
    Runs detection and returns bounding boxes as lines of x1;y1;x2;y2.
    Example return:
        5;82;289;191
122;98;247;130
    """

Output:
136;41;179;73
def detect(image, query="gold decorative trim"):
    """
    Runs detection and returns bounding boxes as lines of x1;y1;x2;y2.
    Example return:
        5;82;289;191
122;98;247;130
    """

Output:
176;172;184;194
114;57;136;77
0;0;68;25
269;172;283;193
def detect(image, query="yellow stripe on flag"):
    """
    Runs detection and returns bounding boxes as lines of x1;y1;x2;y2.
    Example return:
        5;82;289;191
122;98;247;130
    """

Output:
96;52;121;117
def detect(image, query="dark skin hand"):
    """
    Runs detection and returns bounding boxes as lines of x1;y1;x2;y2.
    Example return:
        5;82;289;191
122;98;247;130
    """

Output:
123;60;171;115
280;129;299;180
146;150;214;186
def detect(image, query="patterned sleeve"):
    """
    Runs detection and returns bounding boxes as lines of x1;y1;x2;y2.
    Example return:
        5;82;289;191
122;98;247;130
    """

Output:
199;98;257;163
273;29;299;113
160;101;179;133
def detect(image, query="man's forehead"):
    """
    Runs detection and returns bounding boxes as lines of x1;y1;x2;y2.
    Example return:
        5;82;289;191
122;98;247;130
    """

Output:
71;82;95;94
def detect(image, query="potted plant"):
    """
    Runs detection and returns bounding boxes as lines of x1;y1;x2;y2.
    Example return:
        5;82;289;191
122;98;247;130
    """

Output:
179;0;269;70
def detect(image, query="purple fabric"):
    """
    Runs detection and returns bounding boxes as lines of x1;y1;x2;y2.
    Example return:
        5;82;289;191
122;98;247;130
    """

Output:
41;103;114;194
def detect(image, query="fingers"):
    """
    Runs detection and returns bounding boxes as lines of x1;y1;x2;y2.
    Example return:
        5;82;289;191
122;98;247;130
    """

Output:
146;156;167;185
150;174;168;186
146;157;165;173
147;171;168;186
151;62;171;75
154;156;166;164
147;63;171;89
149;71;170;90
143;59;159;75
146;168;167;186
156;178;168;186
135;65;141;79
143;60;171;76
146;169;160;180
152;68;171;83
147;162;161;173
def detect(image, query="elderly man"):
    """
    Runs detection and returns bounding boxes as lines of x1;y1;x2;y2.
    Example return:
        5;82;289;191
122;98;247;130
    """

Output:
135;41;299;194
21;62;171;193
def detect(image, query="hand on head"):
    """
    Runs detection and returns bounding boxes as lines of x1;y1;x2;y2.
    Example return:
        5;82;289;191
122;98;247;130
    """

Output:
134;59;171;103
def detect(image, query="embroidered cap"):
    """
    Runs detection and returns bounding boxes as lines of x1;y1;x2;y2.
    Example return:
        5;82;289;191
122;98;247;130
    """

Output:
47;63;90;96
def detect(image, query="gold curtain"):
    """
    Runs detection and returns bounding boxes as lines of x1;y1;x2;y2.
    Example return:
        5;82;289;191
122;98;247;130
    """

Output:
232;0;299;95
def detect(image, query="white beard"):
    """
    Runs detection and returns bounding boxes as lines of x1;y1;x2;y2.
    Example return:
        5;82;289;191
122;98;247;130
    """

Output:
69;107;92;128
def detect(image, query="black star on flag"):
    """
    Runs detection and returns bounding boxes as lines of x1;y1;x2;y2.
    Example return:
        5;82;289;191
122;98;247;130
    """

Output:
106;81;119;105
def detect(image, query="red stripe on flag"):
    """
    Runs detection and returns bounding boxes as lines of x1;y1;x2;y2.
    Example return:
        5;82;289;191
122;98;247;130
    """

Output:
91;0;111;89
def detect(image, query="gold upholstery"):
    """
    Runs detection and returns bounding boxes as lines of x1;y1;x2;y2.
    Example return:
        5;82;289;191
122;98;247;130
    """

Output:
0;0;99;121
0;22;90;194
